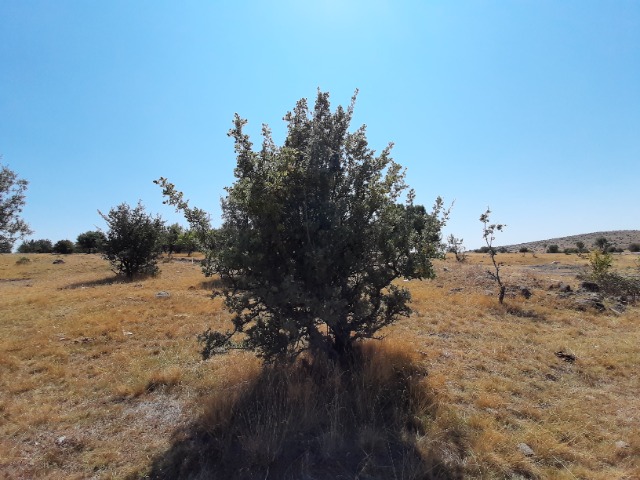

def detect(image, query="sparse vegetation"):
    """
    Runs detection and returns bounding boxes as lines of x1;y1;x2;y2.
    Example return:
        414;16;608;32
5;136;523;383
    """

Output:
99;201;165;279
480;207;507;304
447;234;467;262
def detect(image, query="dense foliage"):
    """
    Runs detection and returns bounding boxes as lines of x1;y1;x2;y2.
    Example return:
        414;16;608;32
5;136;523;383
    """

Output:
0;162;32;252
17;239;53;254
158;91;448;362
99;202;164;278
53;239;75;254
76;230;107;253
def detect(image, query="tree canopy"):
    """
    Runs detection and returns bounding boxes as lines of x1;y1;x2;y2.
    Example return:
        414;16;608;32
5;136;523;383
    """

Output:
158;91;448;362
0;162;32;252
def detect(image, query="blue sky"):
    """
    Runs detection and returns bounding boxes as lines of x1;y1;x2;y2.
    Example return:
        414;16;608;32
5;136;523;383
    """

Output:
1;1;638;250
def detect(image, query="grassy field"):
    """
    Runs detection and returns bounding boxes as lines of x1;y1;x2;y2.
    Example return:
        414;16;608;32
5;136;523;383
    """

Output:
1;252;638;479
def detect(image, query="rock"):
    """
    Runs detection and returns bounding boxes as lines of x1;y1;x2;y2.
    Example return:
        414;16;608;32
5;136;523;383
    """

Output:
580;281;600;292
155;291;170;298
442;267;449;272
56;436;67;446
574;296;605;312
52;259;65;264
449;287;464;293
519;287;532;299
615;440;630;449
517;443;535;457
559;283;572;293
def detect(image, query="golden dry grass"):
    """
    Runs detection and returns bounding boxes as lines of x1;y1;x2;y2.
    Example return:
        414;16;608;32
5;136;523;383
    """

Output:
1;252;638;479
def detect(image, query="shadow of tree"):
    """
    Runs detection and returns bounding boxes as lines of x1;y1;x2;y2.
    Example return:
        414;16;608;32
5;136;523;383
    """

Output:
63;273;155;289
145;343;467;480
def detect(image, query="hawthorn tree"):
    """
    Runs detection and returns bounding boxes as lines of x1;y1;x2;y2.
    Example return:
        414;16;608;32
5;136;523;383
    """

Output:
0;162;33;252
157;91;448;362
99;202;164;278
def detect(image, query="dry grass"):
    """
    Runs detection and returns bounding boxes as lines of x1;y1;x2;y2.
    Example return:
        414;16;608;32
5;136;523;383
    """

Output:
0;252;638;479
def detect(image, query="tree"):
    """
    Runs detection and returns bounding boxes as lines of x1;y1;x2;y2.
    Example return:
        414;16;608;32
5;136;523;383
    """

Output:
157;91;449;362
594;236;610;253
17;239;53;253
446;234;466;262
480;208;507;304
575;241;586;253
76;230;107;253
0;162;33;251
177;229;200;256
162;223;184;255
53;239;75;254
99;202;164;279
546;244;559;254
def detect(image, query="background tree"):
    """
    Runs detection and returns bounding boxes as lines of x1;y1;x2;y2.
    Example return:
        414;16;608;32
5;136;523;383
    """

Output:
594;236;610;253
17;239;53;253
446;234;466;262
177;229;200;256
480;208;507;304
546;244;559;254
575;241;586;253
76;230;107;253
0;162;33;252
162;223;184;255
99;202;164;279
53;239;75;254
157;91;448;362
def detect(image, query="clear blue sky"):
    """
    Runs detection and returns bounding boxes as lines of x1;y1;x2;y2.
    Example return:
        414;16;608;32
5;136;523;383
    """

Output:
2;1;638;250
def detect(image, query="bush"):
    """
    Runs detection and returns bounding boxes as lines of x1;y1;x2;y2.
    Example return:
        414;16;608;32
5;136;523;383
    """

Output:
16;256;30;265
547;244;559;253
17;239;53;253
157;91;448;362
629;243;640;253
594;236;610;253
519;247;529;253
53;239;74;254
589;250;613;278
100;202;165;279
563;247;578;255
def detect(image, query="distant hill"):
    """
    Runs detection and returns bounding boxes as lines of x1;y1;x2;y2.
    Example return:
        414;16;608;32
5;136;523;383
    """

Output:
501;230;640;253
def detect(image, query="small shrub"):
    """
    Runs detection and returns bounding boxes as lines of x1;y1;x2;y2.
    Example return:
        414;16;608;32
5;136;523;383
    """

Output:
563;247;578;255
589;250;613;278
16;256;30;265
594;236;610;253
547;244;559;254
629;243;640;253
519;247;529;253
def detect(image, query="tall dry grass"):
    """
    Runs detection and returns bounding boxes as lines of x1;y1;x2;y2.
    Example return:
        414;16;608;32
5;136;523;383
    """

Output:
1;252;638;479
